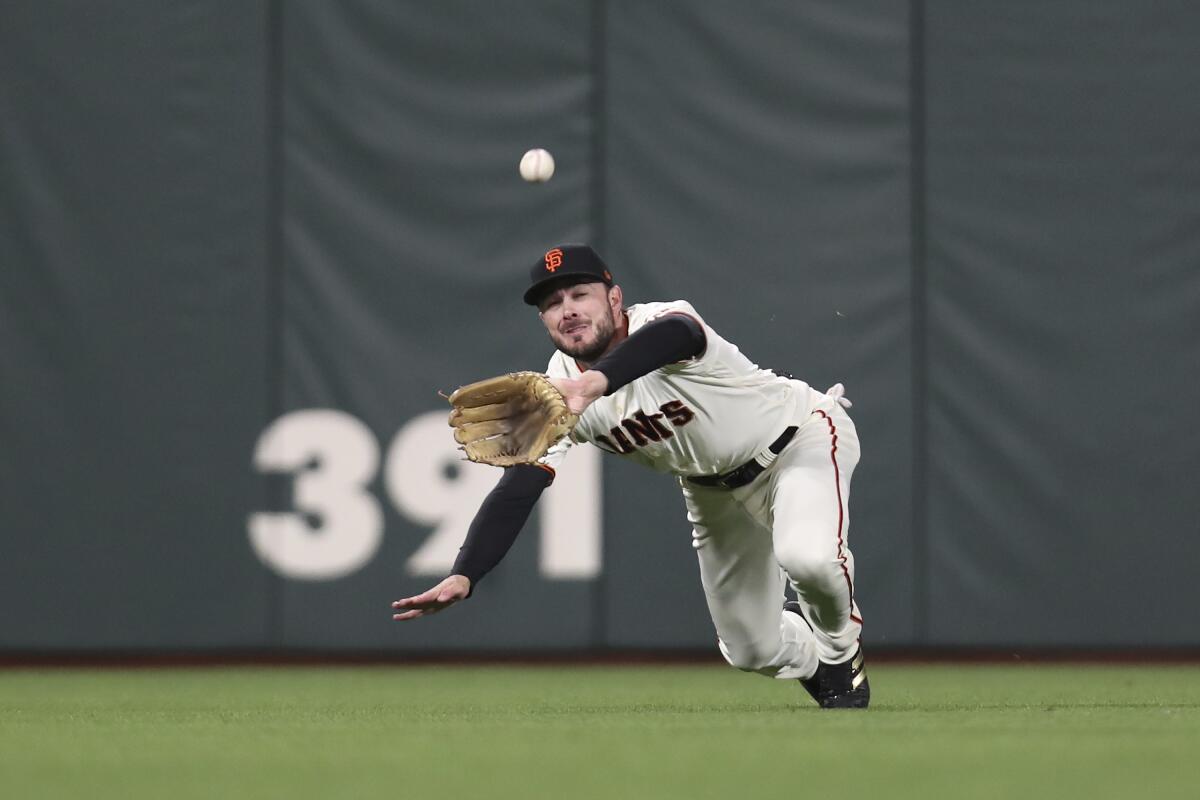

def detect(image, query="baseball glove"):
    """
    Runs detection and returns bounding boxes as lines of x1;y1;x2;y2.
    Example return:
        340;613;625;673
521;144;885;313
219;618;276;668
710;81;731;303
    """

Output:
447;371;578;467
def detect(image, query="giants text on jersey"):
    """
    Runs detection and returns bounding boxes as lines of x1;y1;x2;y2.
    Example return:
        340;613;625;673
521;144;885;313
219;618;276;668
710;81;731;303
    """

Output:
541;301;821;477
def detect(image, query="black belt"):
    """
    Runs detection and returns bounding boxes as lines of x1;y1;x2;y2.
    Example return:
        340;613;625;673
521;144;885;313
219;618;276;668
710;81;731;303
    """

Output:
688;426;798;490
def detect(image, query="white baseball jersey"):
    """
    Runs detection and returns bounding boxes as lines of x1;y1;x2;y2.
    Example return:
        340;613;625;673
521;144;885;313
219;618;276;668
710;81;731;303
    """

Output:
537;298;866;686
541;300;817;477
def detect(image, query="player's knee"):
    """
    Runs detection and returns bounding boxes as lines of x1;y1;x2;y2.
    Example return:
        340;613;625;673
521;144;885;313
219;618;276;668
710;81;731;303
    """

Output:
720;638;778;672
776;546;839;589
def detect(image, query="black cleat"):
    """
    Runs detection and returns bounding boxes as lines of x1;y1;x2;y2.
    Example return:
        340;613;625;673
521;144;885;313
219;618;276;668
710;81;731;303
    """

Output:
786;601;870;709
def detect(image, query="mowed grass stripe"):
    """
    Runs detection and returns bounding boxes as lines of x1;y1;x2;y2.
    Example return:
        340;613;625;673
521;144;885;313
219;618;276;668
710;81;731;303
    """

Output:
1;665;1198;799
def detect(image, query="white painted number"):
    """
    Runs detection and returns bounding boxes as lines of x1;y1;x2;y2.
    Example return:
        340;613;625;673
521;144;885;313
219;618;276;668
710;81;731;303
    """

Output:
540;444;602;579
248;410;383;580
384;411;501;575
249;410;603;581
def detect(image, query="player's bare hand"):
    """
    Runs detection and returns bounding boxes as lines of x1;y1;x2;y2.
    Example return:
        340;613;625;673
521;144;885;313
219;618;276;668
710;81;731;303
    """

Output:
391;575;471;621
549;371;608;415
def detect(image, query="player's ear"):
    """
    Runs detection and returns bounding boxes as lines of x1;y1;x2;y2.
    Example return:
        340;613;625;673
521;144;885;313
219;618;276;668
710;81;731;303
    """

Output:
609;284;623;312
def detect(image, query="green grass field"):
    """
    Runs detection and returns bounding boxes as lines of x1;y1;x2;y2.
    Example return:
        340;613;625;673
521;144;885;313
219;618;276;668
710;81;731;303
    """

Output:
2;664;1198;799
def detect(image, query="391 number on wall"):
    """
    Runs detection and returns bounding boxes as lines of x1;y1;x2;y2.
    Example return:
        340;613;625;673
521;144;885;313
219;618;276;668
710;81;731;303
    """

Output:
248;410;602;581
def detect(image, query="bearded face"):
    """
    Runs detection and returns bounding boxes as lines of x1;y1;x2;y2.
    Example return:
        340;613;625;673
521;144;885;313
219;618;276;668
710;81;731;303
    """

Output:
538;281;620;363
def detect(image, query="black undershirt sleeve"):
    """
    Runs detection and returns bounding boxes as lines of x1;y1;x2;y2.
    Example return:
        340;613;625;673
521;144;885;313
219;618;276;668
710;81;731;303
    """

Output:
589;314;706;395
451;463;553;591
450;315;703;591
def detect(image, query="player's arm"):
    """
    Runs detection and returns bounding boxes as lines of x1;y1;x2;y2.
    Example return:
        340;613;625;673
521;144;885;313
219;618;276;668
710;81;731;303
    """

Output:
551;313;706;413
391;462;553;621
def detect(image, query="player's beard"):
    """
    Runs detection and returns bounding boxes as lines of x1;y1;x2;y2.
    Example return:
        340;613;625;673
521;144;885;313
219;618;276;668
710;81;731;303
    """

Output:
553;308;617;363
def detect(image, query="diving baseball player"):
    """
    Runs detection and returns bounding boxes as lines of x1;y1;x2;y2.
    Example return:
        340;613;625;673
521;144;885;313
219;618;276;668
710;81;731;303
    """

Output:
393;244;869;709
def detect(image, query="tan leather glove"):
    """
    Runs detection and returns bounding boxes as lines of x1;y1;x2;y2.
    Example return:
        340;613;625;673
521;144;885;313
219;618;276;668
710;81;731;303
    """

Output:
447;372;578;467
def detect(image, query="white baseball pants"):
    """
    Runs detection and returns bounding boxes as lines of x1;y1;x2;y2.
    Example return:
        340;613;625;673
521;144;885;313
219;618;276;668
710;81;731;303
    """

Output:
681;398;863;680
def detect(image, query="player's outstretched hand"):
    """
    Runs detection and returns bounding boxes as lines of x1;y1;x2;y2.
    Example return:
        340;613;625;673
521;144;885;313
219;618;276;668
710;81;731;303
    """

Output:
548;371;608;415
392;575;471;621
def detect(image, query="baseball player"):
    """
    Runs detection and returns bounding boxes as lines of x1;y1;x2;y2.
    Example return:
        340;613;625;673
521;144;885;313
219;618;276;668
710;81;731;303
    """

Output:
393;244;869;709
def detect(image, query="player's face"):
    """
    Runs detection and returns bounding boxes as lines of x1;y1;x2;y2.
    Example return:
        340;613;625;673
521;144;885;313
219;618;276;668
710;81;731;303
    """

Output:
538;281;621;362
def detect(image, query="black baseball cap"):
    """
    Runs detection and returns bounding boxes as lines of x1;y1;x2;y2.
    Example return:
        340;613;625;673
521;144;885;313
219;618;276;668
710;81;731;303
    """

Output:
523;244;614;306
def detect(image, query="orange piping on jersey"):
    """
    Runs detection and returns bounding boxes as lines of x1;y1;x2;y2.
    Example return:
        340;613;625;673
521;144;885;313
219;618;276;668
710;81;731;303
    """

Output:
616;309;630;339
533;463;556;483
816;409;858;624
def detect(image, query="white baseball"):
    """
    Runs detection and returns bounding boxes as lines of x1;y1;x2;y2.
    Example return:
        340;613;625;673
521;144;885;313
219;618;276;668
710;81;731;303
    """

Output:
519;148;555;183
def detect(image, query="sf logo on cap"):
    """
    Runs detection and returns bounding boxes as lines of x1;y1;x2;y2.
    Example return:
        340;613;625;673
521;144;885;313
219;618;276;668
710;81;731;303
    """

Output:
544;248;564;272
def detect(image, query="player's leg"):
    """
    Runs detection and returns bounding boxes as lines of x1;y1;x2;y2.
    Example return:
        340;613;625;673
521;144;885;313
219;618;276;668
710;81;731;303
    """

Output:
768;404;863;665
681;480;820;681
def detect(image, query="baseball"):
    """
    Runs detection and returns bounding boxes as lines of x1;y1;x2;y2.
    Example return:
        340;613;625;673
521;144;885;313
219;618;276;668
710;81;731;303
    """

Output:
519;148;555;183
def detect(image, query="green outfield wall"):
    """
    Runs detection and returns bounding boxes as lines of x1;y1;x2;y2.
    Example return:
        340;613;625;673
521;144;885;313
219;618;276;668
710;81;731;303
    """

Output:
2;1;1197;651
